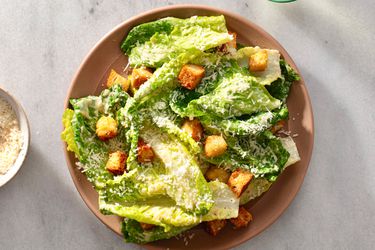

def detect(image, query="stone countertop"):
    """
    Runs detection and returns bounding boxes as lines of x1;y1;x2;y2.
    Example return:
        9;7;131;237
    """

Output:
0;0;374;249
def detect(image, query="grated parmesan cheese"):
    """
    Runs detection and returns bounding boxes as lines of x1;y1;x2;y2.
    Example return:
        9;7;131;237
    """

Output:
0;97;23;174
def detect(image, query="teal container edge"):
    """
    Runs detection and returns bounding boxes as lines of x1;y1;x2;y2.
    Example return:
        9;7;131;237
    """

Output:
269;0;296;3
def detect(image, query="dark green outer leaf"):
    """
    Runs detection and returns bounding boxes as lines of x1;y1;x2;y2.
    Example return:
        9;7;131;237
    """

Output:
121;18;177;54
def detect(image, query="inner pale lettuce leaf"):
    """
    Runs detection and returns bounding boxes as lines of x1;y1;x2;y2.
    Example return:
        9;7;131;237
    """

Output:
143;95;201;154
239;178;272;205
140;125;212;214
99;181;238;231
236;46;281;85
280;136;301;167
126;16;232;67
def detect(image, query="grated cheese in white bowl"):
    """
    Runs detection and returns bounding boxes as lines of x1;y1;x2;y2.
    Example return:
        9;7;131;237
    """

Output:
0;97;23;175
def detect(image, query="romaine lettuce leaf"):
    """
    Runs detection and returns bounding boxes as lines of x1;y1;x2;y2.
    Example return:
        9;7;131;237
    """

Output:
266;59;300;103
140;125;212;214
99;181;238;230
61;109;80;157
236;46;281;85
280;136;301;167
239;136;300;205
62;85;129;188
202;131;289;182
101;161;167;203
143;96;201;155
201;106;289;136
183;72;281;119
239;178;272;205
122;218;193;244
127;16;232;67
121;17;179;54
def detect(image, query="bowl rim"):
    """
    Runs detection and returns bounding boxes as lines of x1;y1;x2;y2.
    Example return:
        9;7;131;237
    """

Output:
62;4;314;249
0;87;30;187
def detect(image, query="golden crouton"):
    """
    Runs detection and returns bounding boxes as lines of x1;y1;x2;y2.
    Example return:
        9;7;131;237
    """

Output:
131;67;153;89
106;151;127;175
205;220;227;236
227;169;254;197
270;120;286;134
178;64;205;90
137;139;155;163
106;69;130;91
96;116;118;140
230;207;253;229
249;50;268;72
204;135;228;158
205;165;231;183
219;31;237;52
139;223;155;231
181;118;204;142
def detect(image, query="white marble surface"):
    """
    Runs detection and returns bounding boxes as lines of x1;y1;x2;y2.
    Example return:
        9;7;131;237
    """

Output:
0;0;374;249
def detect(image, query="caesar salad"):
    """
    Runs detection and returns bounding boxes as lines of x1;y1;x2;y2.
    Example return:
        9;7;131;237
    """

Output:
62;15;301;243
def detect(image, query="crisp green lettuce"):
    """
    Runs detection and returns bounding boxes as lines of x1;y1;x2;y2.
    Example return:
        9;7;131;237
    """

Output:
202;131;290;182
239;136;300;205
201;106;289;136
61;109;80;157
122;219;193;244
121;17;178;54
127;16;231;67
170;59;281;119
101;161;167;203
183;72;281;118
61;85;129;188
143;96;201;155
99;181;238;230
267;59;301;102
140;125;212;214
121;181;238;244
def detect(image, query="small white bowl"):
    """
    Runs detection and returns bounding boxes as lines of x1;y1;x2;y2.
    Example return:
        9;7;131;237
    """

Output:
0;87;30;187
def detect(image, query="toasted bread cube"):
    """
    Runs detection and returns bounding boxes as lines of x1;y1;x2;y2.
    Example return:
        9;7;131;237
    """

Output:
96;116;118;140
181;119;204;142
131;67;153;89
205;220;227;236
230;207;253;229
249;50;268;72
137;139;155;163
205;166;231;183
219;31;237;52
227;31;237;49
178;64;205;90
227;169;254;197
270;120;286;134
127;75;137;96
204;135;227;158
106;69;130;91
139;222;155;231
106;151;127;175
